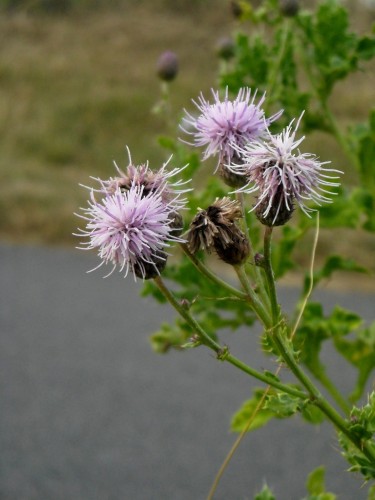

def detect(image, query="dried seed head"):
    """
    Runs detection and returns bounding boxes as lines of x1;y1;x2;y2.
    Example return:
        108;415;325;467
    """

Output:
213;226;250;265
188;197;242;253
187;197;248;264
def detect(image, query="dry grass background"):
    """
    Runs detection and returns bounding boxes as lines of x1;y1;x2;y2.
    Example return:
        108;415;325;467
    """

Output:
0;0;374;289
0;1;234;244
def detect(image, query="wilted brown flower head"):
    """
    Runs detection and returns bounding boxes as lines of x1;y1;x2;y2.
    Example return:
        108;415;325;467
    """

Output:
187;197;249;265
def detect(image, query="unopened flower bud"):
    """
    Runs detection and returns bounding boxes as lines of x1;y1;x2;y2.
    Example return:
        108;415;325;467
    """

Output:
279;0;299;17
230;0;243;18
180;298;191;310
254;252;265;267
216;36;235;61
156;51;179;82
133;250;167;280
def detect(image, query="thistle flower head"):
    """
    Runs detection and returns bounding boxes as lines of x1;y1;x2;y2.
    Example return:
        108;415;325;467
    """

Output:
181;87;282;168
90;147;189;211
233;114;342;225
75;184;186;279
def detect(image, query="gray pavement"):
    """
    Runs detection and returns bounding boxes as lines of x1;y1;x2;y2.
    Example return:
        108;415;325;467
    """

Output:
0;244;374;499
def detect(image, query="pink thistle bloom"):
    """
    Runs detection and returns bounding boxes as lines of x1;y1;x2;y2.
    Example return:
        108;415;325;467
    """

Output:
181;87;282;168
87;147;190;211
75;184;186;279
232;114;342;225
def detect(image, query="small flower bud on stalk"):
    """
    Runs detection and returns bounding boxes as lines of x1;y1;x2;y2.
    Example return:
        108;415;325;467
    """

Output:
215;36;235;61
279;0;299;17
230;0;243;18
156;51;179;82
254;252;265;267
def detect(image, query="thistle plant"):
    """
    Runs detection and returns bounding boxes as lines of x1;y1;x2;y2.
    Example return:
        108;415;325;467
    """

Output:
76;0;375;498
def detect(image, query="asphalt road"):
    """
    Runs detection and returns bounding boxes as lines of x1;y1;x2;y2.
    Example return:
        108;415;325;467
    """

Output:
1;244;374;500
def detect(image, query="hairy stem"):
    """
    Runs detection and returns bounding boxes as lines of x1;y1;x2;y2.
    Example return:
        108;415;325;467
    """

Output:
234;264;272;328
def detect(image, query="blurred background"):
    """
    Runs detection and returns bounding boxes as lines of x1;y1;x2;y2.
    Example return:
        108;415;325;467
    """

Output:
0;0;374;251
0;1;374;499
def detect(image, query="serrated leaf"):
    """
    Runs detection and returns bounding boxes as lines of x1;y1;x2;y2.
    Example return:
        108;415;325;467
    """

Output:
333;324;375;401
149;321;191;353
254;484;275;500
265;391;300;417
231;389;276;433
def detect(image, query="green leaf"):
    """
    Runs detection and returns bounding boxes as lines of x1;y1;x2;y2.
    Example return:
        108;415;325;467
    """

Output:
334;323;375;402
149;321;191;353
254;484;275;500
231;389;276;433
305;466;337;499
306;466;326;495
368;484;375;500
294;303;365;400
265;391;301;417
356;35;375;61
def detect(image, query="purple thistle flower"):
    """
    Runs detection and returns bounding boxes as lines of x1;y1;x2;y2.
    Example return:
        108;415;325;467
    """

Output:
75;184;186;279
88;147;190;211
232;113;342;225
181;87;282;168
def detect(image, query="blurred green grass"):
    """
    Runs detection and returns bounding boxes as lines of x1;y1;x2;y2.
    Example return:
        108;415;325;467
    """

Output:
0;0;374;255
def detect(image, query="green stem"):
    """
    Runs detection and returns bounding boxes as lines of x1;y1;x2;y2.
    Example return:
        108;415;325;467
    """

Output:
266;20;291;106
263;226;280;324
234;264;272;328
314;369;351;415
261;226;374;462
180;243;246;301
236;192;270;310
321;101;361;172
154;275;375;465
153;275;306;400
272;328;375;463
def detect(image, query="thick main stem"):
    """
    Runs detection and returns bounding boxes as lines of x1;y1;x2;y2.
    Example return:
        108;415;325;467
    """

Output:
262;229;375;464
263;226;279;323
